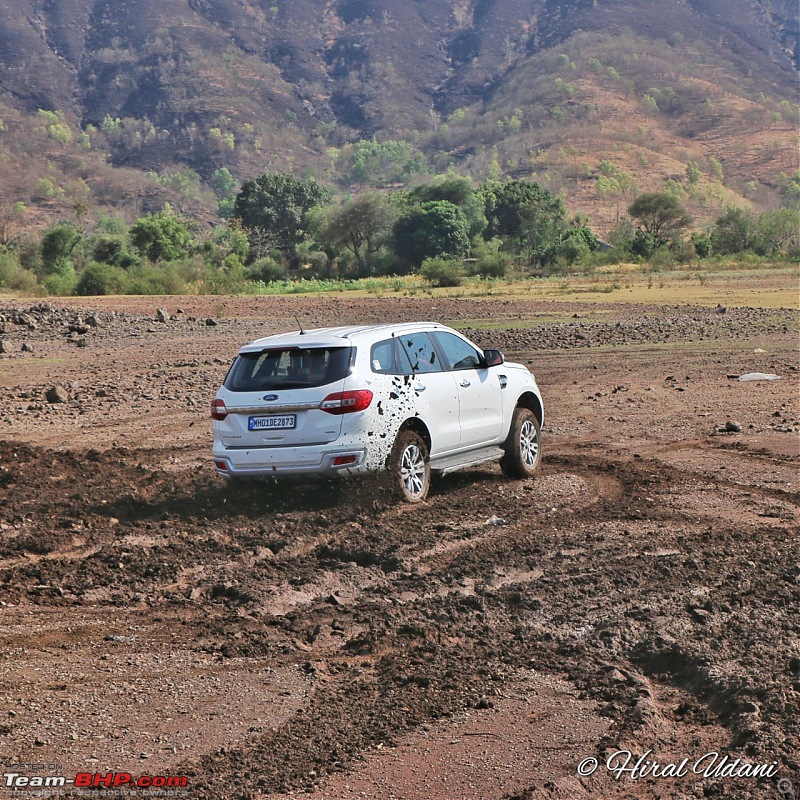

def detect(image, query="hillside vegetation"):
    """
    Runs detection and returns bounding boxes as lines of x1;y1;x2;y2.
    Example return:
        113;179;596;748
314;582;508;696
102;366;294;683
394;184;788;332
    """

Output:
0;0;796;273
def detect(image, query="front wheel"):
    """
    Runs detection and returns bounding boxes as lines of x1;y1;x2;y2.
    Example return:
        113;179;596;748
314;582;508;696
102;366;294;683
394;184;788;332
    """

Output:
389;429;431;503
500;408;541;478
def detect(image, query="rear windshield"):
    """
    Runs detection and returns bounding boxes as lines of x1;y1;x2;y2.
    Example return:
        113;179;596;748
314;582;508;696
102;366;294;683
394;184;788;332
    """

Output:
224;346;352;392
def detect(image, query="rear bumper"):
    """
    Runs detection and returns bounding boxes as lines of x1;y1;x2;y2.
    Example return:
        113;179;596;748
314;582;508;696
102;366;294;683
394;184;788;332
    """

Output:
212;444;369;478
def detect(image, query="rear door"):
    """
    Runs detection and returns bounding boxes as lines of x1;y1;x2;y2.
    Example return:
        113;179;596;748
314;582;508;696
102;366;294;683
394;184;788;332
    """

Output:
394;332;461;456
216;346;351;448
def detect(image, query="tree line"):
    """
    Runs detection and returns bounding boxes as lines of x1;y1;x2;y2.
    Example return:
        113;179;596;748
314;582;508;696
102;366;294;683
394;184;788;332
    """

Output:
0;172;797;296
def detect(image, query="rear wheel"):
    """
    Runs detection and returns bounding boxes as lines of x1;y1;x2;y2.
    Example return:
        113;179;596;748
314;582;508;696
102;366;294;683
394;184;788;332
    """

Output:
500;408;541;478
389;428;430;503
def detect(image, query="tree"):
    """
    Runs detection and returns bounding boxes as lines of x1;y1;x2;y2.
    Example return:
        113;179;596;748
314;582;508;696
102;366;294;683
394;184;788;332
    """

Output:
321;193;398;276
780;170;800;206
710;206;757;255
0;202;27;247
232;173;330;255
154;169;203;199
211;168;237;199
482;180;566;243
551;225;600;265
755;208;800;255
199;223;251;268
40;224;82;276
129;209;193;262
628;192;692;248
91;234;138;269
482;179;570;264
392;201;470;268
408;175;487;240
346;139;427;186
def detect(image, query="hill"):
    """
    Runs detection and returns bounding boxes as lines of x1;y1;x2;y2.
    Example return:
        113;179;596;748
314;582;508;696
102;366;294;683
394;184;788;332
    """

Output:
0;0;796;237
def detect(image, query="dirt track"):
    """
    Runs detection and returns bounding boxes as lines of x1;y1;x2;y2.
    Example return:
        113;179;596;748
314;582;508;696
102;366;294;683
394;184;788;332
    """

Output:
0;295;798;800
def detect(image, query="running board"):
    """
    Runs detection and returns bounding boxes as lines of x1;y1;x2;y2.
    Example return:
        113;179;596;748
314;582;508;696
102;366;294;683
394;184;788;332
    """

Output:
430;446;505;476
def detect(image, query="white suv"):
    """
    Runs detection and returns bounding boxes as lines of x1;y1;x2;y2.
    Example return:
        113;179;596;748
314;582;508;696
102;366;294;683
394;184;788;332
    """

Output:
211;322;544;502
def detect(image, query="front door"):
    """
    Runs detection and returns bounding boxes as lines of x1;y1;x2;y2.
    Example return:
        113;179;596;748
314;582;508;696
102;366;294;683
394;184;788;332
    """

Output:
432;331;504;448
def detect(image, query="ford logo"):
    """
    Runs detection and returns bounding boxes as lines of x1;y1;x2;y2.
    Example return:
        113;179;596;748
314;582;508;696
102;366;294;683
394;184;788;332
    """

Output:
262;393;279;401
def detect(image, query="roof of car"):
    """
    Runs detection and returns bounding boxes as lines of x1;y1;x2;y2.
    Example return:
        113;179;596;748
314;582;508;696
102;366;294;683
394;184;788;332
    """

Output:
240;322;447;352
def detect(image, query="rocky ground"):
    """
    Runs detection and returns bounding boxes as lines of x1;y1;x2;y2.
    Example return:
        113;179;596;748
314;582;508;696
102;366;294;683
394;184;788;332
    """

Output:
0;294;797;800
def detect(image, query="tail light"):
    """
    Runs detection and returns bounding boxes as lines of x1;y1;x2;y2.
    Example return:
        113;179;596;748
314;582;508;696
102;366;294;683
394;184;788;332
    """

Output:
320;389;373;415
211;398;228;420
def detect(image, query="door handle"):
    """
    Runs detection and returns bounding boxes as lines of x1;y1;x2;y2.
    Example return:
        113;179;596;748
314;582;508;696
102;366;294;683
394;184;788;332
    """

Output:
414;384;426;392
460;379;471;387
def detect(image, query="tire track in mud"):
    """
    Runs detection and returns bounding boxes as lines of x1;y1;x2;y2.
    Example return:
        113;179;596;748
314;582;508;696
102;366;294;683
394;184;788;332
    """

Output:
1;298;797;798
1;438;797;797
180;446;797;796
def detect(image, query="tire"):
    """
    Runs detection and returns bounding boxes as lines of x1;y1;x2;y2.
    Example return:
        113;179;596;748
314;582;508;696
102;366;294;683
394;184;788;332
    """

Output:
500;408;542;478
389;428;431;503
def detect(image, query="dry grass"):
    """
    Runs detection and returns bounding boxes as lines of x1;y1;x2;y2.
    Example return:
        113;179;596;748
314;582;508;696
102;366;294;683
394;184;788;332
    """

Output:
265;264;799;310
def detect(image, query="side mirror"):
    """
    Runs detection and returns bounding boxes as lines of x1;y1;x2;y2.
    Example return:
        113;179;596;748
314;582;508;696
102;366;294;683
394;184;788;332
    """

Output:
483;349;504;367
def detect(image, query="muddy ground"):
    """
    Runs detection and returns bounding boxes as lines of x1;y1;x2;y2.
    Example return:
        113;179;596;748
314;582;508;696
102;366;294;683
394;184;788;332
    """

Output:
0;295;797;800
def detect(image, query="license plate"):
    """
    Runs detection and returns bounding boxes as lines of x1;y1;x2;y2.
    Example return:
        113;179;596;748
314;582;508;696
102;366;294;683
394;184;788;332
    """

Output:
248;414;296;431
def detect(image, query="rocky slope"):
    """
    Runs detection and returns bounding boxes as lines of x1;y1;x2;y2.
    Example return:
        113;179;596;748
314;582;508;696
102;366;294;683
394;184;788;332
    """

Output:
0;0;796;226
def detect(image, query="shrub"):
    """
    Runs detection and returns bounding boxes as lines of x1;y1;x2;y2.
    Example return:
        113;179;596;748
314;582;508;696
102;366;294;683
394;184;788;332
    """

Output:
218;197;236;218
631;230;657;259
43;264;78;296
0;251;38;293
648;247;680;269
470;254;508;278
247;257;286;283
668;239;697;264
91;234;138;268
94;216;129;236
468;239;510;278
420;257;465;287
551;226;600;265
371;251;405;276
76;263;128;296
554;237;590;266
129;210;193;262
691;232;713;258
124;264;188;295
305;251;330;275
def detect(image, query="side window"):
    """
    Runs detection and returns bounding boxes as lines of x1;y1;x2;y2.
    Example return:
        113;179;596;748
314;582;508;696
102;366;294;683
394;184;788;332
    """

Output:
433;332;483;371
370;339;396;374
398;332;440;374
